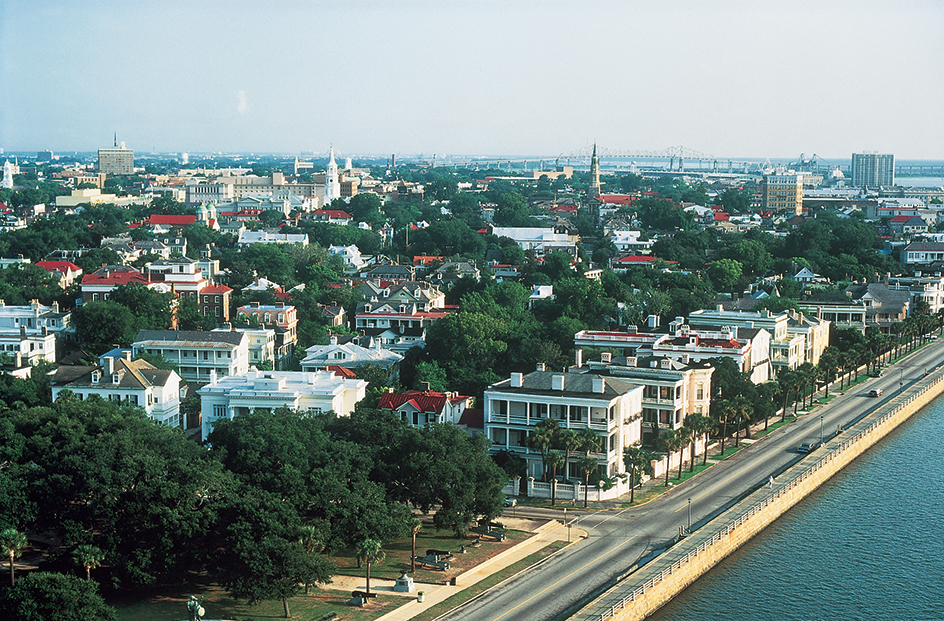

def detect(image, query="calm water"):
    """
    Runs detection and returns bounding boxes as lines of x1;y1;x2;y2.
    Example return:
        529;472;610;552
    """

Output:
649;396;944;621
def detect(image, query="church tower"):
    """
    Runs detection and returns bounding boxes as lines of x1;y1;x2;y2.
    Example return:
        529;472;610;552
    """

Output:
588;143;601;199
1;160;14;189
324;146;341;207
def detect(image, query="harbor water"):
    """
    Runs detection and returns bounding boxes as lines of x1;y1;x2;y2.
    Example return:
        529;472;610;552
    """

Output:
648;396;944;620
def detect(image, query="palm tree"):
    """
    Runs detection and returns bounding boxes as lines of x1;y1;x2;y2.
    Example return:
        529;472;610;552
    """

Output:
655;428;680;486
622;444;654;504
731;396;754;445
546;450;565;506
527;418;559;482
557;428;581;482
576;427;601;457
354;538;385;596
408;517;422;575
714;400;733;457
676;425;693;480
778;370;798;422
73;544;104;581
298;524;325;594
686;413;714;467
577;454;598;508
0;528;27;587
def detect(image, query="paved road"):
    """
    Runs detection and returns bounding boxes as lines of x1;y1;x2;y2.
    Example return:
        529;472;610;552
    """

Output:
439;341;943;621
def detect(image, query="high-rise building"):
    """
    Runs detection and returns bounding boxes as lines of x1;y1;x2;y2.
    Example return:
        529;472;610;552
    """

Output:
98;136;134;175
762;173;804;215
851;152;895;188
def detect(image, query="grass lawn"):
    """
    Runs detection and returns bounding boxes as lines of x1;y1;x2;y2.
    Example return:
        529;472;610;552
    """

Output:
113;520;531;621
408;541;567;621
113;580;400;621
332;523;529;584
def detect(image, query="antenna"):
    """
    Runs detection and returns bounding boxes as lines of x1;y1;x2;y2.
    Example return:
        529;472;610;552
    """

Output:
114;132;117;147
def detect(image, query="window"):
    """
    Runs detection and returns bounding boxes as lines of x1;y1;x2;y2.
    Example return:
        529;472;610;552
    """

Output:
213;404;227;420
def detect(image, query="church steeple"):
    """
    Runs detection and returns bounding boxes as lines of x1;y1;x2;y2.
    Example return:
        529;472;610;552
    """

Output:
324;146;341;207
588;143;601;199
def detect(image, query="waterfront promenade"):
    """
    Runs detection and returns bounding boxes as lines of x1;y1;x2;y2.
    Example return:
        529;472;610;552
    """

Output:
572;350;944;621
434;339;944;621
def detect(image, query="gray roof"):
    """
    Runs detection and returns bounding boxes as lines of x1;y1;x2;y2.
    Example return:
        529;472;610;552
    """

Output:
490;371;637;399
134;330;245;346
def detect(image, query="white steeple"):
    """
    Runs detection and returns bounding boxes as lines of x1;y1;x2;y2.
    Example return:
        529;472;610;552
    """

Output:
324;146;341;206
1;160;13;189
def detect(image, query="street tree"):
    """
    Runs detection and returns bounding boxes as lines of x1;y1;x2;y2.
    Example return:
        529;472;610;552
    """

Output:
355;538;385;596
73;544;105;581
0;571;117;621
622;444;654;504
0;527;27;586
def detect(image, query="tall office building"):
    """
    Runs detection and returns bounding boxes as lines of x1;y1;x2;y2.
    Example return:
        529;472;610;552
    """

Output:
762;173;804;216
98;136;134;175
851;152;894;188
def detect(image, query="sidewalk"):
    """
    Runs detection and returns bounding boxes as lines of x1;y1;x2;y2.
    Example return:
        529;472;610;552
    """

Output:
318;519;577;621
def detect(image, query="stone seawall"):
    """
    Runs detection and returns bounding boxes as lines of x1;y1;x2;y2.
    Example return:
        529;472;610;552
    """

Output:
571;370;944;621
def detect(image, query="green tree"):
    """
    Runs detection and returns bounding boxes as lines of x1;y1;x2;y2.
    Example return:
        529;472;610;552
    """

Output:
707;258;743;293
578;454;599;508
73;544;105;581
546;450;565;506
622;444;654;504
71;300;138;352
0;571;117;621
219;534;334;618
527;418;559;482
686;413;714;467
0;527;27;586
655;428;681;486
408;516;422;575
355;538;385;596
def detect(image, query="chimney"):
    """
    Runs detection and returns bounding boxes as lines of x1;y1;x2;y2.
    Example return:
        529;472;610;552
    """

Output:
575;348;583;367
600;352;612;363
103;356;114;376
122;350;132;360
510;372;523;388
420;381;431;392
552;374;565;391
592;376;605;394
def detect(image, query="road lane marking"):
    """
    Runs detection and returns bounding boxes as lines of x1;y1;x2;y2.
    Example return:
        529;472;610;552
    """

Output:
489;536;638;621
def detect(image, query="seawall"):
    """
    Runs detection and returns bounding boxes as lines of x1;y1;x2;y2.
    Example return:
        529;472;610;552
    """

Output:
570;369;944;621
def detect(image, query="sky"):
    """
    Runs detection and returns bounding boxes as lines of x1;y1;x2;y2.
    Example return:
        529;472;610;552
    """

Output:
1;0;942;160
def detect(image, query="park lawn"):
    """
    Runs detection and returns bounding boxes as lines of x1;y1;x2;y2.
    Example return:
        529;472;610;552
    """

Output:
113;581;399;621
409;541;568;621
332;521;529;583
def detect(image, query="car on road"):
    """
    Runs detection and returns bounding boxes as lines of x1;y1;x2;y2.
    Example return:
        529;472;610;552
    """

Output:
797;439;821;453
870;368;883;377
868;388;883;397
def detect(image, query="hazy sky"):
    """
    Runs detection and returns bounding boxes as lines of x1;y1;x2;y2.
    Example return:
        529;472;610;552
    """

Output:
2;0;942;160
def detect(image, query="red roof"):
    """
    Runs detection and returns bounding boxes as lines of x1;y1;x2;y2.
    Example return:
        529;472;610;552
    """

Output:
148;215;196;226
614;255;657;263
328;365;358;378
377;389;470;415
314;209;352;219
200;284;232;294
890;215;912;223
713;212;730;221
599;194;636;206
36;261;82;273
81;271;149;287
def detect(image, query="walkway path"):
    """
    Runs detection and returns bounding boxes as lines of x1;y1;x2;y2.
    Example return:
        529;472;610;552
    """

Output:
318;519;578;621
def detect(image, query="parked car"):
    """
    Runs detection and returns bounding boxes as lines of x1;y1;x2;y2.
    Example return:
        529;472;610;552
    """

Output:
797;439;821;454
870;368;883;377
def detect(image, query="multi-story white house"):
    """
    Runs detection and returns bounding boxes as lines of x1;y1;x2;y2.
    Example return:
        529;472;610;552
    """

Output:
686;308;808;375
652;322;771;385
213;324;275;369
50;351;183;426
235;302;297;369
354;301;451;354
132;330;249;383
198;369;368;440
299;335;402;374
484;365;644;484
0;299;72;364
581;353;714;447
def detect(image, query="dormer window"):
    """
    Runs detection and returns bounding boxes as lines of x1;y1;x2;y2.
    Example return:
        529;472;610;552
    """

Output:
112;373;120;384
91;371;101;383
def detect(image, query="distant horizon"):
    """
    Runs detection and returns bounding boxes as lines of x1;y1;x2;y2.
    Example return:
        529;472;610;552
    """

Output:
2;1;942;159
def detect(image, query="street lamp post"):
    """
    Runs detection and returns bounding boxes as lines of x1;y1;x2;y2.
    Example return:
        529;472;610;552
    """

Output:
900;369;904;394
687;498;692;533
820;414;824;445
